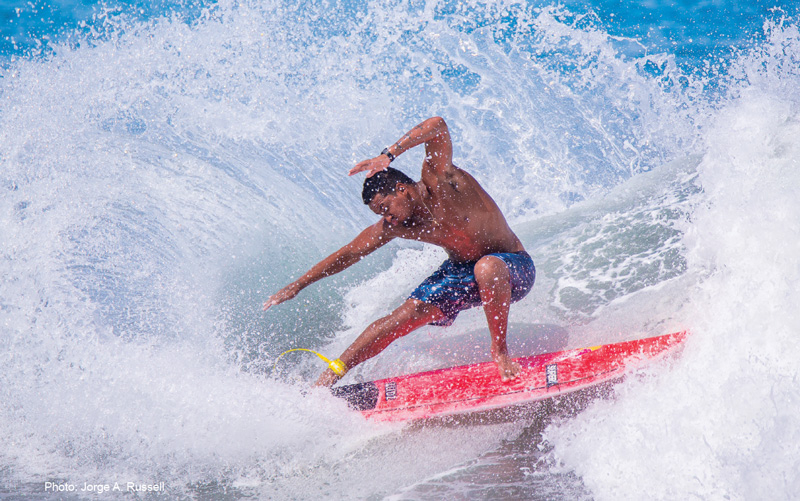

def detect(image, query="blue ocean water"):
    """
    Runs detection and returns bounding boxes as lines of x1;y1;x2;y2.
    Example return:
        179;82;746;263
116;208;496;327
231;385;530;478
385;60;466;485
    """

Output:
0;0;206;56
0;0;786;66
1;0;799;499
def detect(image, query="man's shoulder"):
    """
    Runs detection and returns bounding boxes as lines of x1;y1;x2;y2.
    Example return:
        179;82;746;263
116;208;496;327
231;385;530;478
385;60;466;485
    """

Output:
368;219;405;240
420;161;464;188
423;163;478;194
346;220;397;254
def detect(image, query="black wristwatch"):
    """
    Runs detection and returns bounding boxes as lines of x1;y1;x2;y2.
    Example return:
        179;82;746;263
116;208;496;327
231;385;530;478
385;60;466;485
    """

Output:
381;148;396;162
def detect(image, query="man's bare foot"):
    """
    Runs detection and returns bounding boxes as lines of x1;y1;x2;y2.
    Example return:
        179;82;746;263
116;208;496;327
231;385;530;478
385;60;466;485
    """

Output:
313;368;340;388
494;353;521;382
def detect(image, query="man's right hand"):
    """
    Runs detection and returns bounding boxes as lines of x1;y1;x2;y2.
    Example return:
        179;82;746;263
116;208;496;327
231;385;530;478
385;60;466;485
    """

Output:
263;284;300;311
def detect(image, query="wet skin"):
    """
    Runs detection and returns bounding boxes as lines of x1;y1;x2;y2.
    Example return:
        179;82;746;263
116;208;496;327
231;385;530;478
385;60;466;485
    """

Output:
264;117;527;386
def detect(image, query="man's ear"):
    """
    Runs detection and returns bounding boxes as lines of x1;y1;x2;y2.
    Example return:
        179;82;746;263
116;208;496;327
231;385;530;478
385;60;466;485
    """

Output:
396;182;408;193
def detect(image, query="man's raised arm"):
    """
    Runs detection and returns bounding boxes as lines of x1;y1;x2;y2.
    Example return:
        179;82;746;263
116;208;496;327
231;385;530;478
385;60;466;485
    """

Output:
263;223;393;311
348;117;454;178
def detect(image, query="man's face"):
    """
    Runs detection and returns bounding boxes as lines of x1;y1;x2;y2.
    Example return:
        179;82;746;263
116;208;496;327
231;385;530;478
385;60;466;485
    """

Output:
368;185;414;227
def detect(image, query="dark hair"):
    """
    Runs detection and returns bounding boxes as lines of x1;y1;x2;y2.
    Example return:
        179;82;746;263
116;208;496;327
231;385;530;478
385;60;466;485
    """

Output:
361;167;414;204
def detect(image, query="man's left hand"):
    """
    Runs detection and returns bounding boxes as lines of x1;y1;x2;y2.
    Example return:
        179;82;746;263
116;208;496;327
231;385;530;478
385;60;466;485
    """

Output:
349;154;391;177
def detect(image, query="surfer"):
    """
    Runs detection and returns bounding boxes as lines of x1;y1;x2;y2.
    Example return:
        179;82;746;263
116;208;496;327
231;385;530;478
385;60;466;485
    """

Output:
264;117;535;386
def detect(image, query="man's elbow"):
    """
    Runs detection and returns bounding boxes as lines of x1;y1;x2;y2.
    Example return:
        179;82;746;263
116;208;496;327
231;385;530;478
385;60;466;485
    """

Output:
425;116;449;138
429;116;447;129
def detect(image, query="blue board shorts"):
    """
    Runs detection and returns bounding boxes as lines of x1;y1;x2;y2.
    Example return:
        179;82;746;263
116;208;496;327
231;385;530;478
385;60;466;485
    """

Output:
409;251;536;326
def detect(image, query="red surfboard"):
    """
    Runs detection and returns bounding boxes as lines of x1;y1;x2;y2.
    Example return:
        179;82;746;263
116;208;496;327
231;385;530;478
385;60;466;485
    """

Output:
331;331;688;421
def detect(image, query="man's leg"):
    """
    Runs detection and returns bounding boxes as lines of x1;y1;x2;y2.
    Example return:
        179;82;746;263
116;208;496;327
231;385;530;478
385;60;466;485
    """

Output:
315;299;445;387
474;255;521;381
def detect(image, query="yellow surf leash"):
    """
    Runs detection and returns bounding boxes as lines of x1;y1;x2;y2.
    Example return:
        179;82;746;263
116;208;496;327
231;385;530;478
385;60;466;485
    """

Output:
273;348;347;377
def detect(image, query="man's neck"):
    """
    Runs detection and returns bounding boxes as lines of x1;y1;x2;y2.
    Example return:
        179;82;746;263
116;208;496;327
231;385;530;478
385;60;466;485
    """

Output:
411;182;440;227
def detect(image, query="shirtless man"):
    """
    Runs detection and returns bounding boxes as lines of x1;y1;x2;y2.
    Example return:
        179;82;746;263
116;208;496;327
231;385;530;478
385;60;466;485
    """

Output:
263;117;535;386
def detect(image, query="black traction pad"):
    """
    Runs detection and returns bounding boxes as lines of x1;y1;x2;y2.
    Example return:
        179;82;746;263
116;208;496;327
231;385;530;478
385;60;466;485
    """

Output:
330;381;380;411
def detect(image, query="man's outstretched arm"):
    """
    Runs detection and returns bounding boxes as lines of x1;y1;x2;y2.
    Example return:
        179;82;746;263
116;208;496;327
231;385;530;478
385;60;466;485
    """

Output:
263;223;393;310
349;116;454;178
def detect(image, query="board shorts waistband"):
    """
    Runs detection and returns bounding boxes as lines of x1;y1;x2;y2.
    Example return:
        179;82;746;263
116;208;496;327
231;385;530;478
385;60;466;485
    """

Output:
409;251;536;327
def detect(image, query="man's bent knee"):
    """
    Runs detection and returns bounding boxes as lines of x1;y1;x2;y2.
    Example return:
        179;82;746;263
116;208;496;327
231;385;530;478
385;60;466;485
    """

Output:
340;300;443;371
474;256;511;285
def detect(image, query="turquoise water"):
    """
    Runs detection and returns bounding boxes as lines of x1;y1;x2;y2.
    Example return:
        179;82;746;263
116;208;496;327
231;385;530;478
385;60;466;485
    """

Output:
1;0;788;67
0;0;206;56
2;0;800;499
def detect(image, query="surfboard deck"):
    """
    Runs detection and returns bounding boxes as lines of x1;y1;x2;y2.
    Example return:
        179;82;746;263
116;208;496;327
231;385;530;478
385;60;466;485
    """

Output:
331;331;688;422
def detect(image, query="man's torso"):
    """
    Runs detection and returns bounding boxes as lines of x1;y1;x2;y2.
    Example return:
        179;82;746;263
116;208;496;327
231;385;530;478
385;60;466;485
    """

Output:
389;165;524;262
